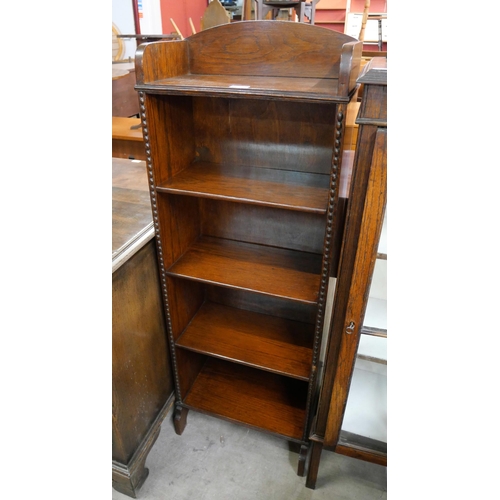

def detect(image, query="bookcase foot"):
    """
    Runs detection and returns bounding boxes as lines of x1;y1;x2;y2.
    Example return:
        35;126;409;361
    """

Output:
174;404;189;435
305;440;323;489
297;444;309;476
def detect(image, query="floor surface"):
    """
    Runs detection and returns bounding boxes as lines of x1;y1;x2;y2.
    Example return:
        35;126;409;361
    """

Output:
112;407;387;500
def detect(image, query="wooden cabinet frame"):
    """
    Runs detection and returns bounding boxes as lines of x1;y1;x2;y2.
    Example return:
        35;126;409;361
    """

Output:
306;57;387;488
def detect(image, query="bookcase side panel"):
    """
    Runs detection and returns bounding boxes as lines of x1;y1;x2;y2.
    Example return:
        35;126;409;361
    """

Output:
166;277;205;341
174;347;207;400
144;95;196;185
155;193;201;268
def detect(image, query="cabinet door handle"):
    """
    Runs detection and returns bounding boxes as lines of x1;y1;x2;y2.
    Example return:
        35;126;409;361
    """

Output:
346;321;355;335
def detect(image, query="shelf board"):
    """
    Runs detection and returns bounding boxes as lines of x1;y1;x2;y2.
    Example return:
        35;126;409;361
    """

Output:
157;162;330;214
136;73;347;103
176;301;314;381
167;236;322;304
184;357;307;441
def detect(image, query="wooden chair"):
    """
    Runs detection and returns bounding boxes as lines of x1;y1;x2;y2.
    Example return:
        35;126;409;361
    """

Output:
201;0;231;30
359;0;370;41
112;23;124;61
254;0;306;21
303;0;320;24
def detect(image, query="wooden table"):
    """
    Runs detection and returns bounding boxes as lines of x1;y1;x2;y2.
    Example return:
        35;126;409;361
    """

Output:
112;117;145;161
112;158;174;497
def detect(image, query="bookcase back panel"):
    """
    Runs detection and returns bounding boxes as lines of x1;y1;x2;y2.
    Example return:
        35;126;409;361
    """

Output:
206;286;317;325
201;199;325;254
187;21;352;80
193;97;337;174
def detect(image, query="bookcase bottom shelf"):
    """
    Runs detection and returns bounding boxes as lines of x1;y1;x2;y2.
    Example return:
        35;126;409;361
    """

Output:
183;357;308;442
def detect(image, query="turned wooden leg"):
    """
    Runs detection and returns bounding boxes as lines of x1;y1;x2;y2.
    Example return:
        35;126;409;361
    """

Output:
173;404;188;435
305;440;323;489
297;444;309;476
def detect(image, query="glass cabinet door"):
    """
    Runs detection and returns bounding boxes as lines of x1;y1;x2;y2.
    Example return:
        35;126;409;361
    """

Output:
341;208;387;446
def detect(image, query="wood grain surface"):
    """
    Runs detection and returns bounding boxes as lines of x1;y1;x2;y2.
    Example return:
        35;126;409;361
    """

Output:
176;301;314;380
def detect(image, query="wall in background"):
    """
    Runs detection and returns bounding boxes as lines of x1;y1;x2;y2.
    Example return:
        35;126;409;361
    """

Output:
139;0;164;34
159;0;207;38
112;0;137;61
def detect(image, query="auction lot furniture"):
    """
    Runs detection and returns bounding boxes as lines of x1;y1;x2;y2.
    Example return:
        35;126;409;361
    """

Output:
134;20;362;475
112;158;174;497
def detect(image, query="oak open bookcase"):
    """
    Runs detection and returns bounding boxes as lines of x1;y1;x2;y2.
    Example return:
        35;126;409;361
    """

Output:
135;20;362;475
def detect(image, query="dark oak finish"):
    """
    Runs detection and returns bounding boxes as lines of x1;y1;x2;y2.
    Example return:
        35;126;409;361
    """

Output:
112;158;174;497
306;57;387;489
134;21;361;477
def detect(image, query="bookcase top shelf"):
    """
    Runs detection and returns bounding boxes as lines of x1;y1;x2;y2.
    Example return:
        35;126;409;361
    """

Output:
135;21;362;102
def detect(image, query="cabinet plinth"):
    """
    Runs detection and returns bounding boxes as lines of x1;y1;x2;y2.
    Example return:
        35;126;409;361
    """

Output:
135;20;362;475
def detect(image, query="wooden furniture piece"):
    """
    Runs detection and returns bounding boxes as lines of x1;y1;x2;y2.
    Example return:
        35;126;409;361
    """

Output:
255;0;305;21
112;117;146;160
303;0;320;24
117;33;180;49
314;0;386;52
113;23;125;61
134;20;362;476
201;0;231;30
243;0;253;19
112;158;174;497
305;57;387;489
344;100;360;150
112;66;140;117
344;0;387;51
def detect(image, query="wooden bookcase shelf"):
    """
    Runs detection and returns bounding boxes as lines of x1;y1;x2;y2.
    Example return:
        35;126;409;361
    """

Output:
156;162;331;213
137;73;348;102
184;357;308;442
135;20;362;476
176;301;314;380
167;236;323;304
